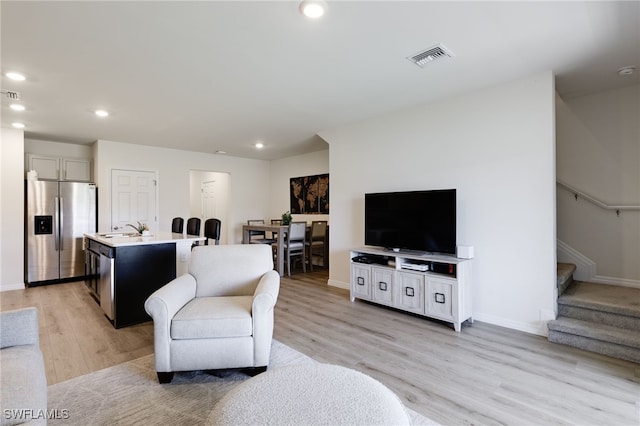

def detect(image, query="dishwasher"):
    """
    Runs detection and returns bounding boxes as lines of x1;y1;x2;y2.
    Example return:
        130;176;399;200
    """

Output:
84;238;101;301
96;242;116;320
87;239;116;321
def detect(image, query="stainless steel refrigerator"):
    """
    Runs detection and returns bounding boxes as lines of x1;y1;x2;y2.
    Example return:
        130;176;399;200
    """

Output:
25;180;97;286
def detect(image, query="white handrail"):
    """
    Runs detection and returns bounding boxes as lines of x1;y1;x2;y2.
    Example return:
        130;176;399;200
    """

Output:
557;180;640;215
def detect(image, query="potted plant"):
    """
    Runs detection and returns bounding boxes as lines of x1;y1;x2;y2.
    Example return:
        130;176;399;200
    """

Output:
281;211;292;225
127;221;149;235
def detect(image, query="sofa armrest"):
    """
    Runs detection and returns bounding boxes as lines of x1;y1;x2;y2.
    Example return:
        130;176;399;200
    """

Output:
0;307;39;349
144;273;197;372
251;270;280;366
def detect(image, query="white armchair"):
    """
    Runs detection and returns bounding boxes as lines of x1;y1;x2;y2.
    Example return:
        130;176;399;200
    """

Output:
144;244;280;383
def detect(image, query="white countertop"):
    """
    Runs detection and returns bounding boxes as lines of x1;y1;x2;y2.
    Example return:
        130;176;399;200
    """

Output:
85;231;205;248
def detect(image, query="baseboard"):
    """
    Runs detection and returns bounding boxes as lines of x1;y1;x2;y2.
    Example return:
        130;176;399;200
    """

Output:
556;239;596;281
472;312;549;337
591;275;640;289
0;282;26;292
327;279;349;290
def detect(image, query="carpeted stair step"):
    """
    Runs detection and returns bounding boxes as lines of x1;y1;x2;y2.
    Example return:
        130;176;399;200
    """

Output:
548;317;640;363
558;304;640;331
557;263;576;295
558;281;640;330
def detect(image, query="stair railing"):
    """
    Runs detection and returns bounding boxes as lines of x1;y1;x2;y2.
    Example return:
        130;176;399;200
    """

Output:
557;179;640;216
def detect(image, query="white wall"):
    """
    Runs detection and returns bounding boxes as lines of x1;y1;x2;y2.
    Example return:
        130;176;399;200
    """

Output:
556;85;640;285
320;72;557;335
0;128;25;291
93;140;271;244
269;149;330;224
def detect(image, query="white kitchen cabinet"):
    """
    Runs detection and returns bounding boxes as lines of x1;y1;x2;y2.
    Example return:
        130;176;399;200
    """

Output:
27;154;92;181
350;247;472;332
27;154;59;180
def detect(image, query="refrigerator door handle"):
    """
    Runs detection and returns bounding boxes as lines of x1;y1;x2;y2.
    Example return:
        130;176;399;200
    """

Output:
59;196;64;251
54;196;60;251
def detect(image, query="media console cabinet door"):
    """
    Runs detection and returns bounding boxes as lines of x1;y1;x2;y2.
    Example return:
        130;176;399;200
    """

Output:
351;264;371;299
372;267;394;305
397;272;425;314
427;277;454;321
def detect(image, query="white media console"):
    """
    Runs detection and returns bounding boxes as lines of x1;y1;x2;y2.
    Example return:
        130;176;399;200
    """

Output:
350;246;472;332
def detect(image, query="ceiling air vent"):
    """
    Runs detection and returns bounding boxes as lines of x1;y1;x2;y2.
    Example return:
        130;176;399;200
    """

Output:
407;44;455;68
1;90;20;100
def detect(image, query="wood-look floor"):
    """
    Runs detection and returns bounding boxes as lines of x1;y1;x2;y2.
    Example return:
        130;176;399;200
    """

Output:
2;269;639;426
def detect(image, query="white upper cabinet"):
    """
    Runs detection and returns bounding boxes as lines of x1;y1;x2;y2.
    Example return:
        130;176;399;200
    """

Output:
27;154;92;181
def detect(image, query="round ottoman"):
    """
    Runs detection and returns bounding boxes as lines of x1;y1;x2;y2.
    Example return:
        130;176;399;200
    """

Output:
207;363;411;425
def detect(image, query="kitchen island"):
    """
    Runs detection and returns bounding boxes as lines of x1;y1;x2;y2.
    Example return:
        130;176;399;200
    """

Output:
84;231;204;328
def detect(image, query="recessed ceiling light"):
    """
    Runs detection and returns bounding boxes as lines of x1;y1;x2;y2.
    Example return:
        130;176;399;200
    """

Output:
12;122;25;129
6;72;26;81
10;104;25;111
299;0;327;18
617;66;636;76
95;109;109;117
215;150;227;155
255;142;264;149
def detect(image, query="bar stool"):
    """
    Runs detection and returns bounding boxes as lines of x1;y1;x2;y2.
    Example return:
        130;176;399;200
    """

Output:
171;217;184;234
204;218;221;245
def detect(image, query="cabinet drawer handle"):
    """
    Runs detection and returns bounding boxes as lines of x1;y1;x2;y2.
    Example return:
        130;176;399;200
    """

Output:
379;281;387;291
435;292;446;304
357;277;365;286
405;287;415;297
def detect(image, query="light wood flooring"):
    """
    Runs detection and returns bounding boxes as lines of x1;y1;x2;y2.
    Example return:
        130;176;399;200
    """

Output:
2;269;639;425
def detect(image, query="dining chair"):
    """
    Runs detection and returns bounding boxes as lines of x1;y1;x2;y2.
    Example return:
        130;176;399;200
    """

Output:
276;221;306;276
171;217;184;234
204;218;221;245
247;220;275;244
270;219;283;240
305;221;327;270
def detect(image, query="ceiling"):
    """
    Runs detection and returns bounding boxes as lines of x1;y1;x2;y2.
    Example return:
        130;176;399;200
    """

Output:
1;1;638;160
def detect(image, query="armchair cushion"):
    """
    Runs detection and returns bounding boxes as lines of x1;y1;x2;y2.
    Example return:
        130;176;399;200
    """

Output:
171;296;253;339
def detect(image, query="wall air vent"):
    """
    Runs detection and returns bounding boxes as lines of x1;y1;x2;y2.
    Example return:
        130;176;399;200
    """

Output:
407;44;455;68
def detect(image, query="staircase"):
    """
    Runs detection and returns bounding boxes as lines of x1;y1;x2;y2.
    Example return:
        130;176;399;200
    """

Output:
548;263;640;364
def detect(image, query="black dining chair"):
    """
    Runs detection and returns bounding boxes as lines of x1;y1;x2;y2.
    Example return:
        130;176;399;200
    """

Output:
171;217;184;234
204;218;221;245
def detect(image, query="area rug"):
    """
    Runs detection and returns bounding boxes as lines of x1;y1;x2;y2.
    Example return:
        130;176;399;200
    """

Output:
48;340;438;425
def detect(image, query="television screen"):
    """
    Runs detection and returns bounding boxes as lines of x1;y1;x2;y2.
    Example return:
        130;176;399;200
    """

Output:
364;189;456;255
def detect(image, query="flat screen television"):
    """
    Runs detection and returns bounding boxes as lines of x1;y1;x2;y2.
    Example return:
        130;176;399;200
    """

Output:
364;189;456;255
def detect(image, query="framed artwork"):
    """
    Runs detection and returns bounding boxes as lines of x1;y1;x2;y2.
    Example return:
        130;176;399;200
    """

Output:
290;173;329;214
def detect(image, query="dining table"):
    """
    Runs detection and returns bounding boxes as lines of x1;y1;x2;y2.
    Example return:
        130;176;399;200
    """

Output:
242;223;289;276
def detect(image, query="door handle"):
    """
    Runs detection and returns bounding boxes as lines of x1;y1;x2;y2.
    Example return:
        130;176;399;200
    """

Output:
59;197;64;251
54;197;60;251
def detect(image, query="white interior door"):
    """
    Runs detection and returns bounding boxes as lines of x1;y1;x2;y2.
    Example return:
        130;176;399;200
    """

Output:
201;180;216;219
111;169;158;232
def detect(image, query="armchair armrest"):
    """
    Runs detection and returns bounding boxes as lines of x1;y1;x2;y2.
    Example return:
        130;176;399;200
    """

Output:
251;270;280;366
144;273;197;372
0;307;39;349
